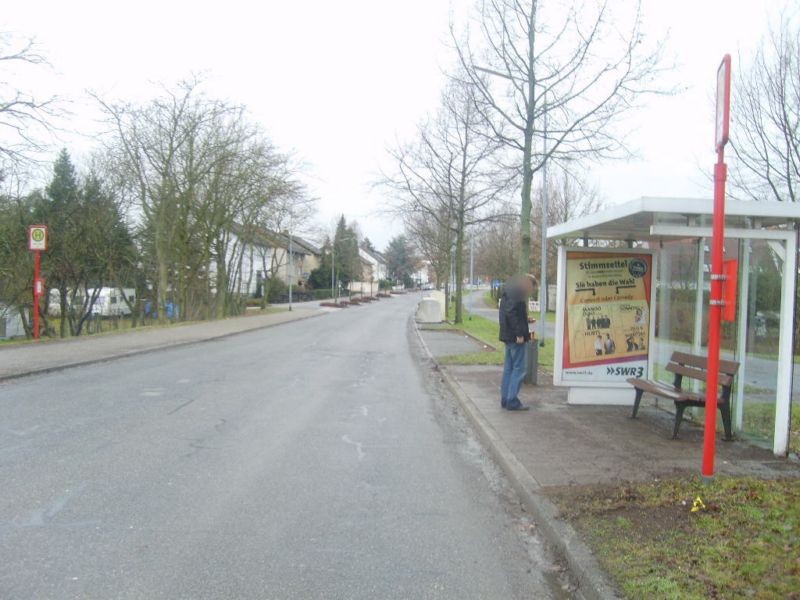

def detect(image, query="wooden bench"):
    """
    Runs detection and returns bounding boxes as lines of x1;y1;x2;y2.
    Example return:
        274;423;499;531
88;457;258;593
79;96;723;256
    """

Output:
627;351;740;440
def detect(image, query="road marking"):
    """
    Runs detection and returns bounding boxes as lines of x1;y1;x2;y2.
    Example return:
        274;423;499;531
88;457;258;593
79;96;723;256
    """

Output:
22;484;86;527
140;388;165;397
341;435;365;461
1;425;39;437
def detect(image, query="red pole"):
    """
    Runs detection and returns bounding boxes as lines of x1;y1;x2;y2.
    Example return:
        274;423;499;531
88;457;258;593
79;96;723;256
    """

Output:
33;250;41;340
702;154;727;479
702;54;731;480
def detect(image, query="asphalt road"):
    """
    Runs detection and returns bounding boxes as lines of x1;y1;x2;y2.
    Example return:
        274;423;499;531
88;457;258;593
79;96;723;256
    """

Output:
0;294;567;599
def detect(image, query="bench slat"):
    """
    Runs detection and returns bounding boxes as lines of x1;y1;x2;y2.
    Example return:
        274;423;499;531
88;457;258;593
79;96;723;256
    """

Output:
626;378;701;402
665;362;733;388
671;351;740;376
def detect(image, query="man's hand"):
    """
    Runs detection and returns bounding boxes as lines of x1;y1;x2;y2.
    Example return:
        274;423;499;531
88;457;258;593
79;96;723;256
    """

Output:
515;336;525;344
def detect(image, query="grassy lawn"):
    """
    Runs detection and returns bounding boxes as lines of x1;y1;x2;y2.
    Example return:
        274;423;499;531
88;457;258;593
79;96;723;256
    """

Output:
742;402;800;454
435;304;555;370
483;290;498;308
547;476;800;599
481;290;556;323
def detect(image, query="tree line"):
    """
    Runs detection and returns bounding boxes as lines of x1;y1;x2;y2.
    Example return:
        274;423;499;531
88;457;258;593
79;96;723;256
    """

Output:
382;0;668;323
1;67;312;336
383;1;799;327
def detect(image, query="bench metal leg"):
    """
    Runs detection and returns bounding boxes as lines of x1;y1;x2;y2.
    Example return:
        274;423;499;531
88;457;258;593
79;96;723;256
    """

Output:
719;402;733;441
631;388;644;418
672;403;687;439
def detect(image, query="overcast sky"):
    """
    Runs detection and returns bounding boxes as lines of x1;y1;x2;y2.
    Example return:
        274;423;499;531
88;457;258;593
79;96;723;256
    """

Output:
1;0;791;249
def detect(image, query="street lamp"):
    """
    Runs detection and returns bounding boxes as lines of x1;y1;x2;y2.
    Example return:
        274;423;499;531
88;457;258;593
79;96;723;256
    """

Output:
330;243;335;302
288;225;293;312
539;95;548;347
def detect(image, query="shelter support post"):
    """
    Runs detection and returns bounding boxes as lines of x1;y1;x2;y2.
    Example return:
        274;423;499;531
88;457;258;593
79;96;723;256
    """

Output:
774;232;796;455
702;159;728;479
658;246;672;372
734;240;751;432
692;238;705;395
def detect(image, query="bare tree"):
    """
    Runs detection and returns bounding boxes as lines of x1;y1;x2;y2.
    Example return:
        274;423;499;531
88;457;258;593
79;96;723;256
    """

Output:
730;12;800;203
96;80;309;321
454;0;670;274
474;201;519;282
475;170;600;285
545;168;604;227
0;34;60;172
405;209;453;290
728;12;800;354
384;77;508;322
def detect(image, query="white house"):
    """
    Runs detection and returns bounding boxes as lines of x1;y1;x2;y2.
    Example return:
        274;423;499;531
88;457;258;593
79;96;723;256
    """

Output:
222;225;322;298
359;247;387;281
346;247;388;295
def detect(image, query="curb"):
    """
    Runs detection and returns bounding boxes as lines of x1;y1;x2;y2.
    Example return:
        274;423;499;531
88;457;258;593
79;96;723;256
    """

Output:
415;323;619;600
0;311;324;383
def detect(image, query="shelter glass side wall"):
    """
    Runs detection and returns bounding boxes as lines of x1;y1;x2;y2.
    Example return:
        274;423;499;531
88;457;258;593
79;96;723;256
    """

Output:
651;238;789;450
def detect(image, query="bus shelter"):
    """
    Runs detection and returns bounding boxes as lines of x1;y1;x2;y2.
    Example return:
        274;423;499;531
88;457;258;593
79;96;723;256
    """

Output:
547;196;800;456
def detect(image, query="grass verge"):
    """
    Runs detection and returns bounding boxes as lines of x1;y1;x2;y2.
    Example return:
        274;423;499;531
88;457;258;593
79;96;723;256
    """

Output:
546;476;800;600
435;305;554;370
0;307;288;346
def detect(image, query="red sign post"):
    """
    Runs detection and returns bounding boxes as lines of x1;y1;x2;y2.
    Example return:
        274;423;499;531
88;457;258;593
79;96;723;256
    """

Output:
703;55;732;480
27;225;48;339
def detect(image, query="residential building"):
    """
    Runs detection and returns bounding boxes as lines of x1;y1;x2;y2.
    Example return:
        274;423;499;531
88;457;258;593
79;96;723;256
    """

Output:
224;225;322;297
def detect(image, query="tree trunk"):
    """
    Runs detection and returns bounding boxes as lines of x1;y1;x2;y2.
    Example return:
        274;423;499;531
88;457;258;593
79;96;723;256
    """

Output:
59;286;68;338
156;249;169;325
455;211;465;324
519;96;535;275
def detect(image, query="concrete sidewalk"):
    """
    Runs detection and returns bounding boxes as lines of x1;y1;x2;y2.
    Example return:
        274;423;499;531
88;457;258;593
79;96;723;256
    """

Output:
0;307;324;381
418;328;797;486
448;365;798;484
416;326;799;600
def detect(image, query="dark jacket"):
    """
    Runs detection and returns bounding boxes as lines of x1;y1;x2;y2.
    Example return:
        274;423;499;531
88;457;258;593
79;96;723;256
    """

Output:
499;283;530;343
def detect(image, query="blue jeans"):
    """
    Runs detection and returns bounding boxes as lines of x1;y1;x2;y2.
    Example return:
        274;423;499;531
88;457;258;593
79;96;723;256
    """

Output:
500;342;527;408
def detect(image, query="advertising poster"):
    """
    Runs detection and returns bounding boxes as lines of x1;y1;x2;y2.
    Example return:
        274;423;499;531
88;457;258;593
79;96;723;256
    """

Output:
561;250;653;383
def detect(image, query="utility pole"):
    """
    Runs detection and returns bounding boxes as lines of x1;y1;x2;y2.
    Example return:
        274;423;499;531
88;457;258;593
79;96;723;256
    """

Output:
539;96;548;347
330;243;335;303
469;231;475;315
288;225;293;312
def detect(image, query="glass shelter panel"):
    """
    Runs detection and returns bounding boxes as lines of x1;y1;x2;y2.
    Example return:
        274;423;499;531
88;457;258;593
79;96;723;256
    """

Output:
652;239;703;381
737;239;784;448
651;237;788;449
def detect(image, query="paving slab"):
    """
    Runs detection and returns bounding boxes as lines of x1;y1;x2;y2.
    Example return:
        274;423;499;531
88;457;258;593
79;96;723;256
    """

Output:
417;328;488;358
446;364;799;487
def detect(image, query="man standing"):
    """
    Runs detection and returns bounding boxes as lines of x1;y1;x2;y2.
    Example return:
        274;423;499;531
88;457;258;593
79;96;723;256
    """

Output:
498;275;535;411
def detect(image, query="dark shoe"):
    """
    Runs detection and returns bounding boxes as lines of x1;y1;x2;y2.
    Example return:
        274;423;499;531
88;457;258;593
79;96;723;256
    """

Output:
506;403;530;411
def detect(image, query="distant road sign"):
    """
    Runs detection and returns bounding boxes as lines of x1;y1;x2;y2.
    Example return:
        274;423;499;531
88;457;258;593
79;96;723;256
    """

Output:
28;225;48;251
715;55;731;151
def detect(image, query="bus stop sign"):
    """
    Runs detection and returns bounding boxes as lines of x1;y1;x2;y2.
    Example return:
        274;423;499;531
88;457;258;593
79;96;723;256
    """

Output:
28;225;48;251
